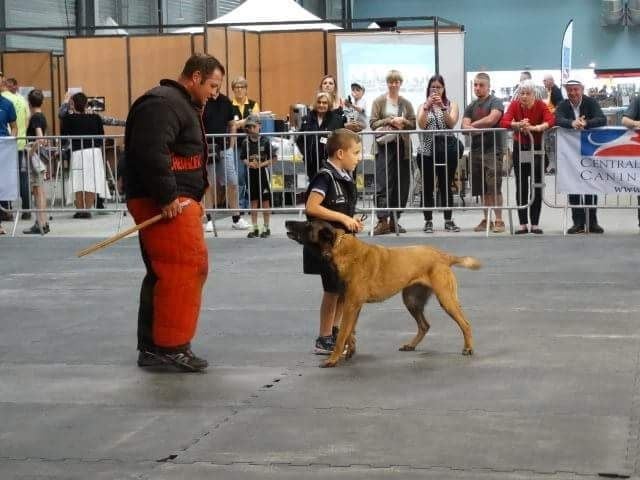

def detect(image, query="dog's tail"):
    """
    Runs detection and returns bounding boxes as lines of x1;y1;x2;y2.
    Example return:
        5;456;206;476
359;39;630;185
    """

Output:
450;256;482;270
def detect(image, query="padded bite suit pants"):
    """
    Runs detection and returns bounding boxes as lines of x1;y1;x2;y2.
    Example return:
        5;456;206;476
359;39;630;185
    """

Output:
128;197;208;352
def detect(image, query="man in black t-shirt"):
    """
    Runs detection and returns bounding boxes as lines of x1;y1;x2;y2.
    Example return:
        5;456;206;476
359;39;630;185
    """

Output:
202;90;249;231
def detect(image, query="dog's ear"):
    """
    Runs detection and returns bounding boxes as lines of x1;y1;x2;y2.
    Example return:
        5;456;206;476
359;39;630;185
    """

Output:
317;225;336;260
318;225;336;246
285;220;305;232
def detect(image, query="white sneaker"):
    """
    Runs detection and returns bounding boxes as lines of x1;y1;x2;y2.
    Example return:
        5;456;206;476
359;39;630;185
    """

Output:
204;220;214;233
232;217;250;230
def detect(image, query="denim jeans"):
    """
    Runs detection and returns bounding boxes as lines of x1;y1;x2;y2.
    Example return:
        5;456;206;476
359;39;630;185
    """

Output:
235;149;249;210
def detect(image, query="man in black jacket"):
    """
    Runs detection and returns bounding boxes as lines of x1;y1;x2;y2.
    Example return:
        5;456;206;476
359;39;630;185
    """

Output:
555;80;607;234
124;53;224;372
543;75;563;111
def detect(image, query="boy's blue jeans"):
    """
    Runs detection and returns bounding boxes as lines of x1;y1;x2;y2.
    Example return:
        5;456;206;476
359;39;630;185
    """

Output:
235;149;249;210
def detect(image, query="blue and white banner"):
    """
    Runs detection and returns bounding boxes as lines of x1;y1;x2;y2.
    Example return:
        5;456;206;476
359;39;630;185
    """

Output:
0;137;19;201
556;127;640;194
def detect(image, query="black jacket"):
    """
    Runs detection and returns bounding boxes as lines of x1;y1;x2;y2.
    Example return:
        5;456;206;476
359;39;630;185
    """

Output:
305;162;357;228
555;96;606;130
124;79;208;206
548;85;563;109
296;110;345;179
303;162;357;275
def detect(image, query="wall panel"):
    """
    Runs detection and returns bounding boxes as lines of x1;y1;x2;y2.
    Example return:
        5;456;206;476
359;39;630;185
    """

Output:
192;34;205;53
129;35;193;101
245;32;261;107
206;27;228;94
226;29;246;91
326;32;337;79
1;52;55;134
259;31;325;117
65;37;129;127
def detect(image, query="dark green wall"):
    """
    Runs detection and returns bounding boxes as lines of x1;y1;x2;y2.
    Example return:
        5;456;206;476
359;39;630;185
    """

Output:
353;0;640;71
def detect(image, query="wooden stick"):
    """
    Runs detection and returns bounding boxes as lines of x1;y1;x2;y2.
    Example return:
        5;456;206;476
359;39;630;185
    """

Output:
76;214;162;258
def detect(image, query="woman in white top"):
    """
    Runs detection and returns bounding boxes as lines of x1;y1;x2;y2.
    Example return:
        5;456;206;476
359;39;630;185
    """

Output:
416;74;462;233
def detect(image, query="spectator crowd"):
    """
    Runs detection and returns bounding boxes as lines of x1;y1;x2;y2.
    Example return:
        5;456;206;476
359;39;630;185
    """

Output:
1;63;640;237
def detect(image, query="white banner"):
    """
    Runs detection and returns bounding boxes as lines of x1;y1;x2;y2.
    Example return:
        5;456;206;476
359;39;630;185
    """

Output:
556;127;640;194
0;137;19;201
561;20;573;85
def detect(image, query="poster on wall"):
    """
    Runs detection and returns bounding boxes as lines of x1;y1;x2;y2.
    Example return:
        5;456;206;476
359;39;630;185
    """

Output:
561;20;574;85
335;33;436;116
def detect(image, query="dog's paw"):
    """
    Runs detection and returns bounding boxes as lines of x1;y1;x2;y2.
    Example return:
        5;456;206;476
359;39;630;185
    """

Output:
320;359;338;368
462;347;474;356
399;344;415;351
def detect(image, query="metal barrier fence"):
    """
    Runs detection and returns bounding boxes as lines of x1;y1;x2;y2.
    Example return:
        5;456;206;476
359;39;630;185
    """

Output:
542;126;640;234
0;134;126;235
4;128;620;237
205;128;539;235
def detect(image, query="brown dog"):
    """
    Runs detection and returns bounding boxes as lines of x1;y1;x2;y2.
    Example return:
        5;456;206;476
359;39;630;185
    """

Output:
286;220;481;367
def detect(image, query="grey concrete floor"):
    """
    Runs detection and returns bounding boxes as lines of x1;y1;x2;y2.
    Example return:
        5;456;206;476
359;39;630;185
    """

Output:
1;229;640;479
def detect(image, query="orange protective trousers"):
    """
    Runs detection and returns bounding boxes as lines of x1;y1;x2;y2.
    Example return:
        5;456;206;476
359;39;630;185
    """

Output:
128;197;208;350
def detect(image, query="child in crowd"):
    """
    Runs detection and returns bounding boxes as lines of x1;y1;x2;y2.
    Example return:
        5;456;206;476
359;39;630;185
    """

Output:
240;115;277;238
303;128;364;354
23;89;50;235
347;82;367;123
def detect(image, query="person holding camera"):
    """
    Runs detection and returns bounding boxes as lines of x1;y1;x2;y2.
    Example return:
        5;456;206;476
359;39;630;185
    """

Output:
343;82;367;132
416;74;462;233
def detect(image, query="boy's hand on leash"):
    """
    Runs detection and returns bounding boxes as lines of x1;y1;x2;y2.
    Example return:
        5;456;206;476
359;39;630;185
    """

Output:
342;215;362;233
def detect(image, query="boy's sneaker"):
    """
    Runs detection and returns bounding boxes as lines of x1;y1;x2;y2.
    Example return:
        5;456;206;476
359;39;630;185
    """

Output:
260;228;271;238
247;228;260;238
423;220;434;233
232;217;250;230
159;349;208;372
137;350;165;367
444;220;460;232
204;220;214;233
314;335;335;355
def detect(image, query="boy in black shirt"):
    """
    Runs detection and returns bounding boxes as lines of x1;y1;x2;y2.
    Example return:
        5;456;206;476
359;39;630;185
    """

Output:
304;128;363;354
23;89;50;234
240;115;277;238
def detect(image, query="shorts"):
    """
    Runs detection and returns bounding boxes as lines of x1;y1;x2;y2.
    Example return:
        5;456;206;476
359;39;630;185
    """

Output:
303;243;346;294
30;170;45;189
320;268;345;294
248;169;272;202
213;148;238;186
470;150;503;196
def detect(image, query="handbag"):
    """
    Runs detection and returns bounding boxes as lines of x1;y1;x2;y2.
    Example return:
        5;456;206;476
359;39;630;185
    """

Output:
30;152;47;174
374;125;399;145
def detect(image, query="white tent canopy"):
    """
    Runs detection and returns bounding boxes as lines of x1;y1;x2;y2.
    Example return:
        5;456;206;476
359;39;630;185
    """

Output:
98;16;128;35
173;0;341;33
